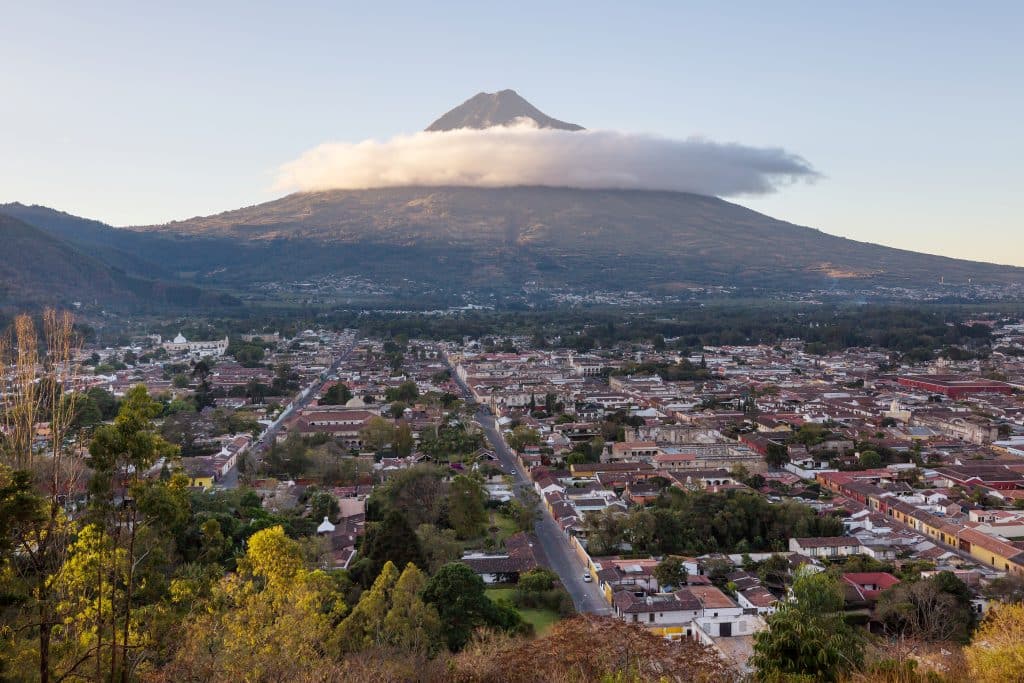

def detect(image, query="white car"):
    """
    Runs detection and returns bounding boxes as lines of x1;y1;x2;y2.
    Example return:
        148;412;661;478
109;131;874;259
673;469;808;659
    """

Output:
582;572;592;583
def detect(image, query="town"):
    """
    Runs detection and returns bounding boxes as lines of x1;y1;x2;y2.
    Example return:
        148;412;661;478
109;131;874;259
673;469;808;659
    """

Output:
5;308;1024;680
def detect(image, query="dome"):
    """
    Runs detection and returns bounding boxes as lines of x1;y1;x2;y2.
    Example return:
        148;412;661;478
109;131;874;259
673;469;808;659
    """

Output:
317;516;336;534
173;332;187;344
344;396;366;408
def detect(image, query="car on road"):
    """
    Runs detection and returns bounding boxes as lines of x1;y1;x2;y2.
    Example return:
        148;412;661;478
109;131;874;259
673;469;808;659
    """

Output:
582;572;592;582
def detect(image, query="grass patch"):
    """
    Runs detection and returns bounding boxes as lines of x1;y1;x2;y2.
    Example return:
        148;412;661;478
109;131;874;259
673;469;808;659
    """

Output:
486;588;560;636
463;511;520;552
490;511;519;544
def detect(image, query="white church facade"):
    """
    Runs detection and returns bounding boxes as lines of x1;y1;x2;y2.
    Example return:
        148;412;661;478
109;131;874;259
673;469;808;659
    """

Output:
161;332;229;357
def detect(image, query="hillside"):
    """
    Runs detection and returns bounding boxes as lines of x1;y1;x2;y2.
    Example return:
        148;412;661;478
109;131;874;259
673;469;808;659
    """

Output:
0;213;124;306
134;186;1024;292
0;212;239;310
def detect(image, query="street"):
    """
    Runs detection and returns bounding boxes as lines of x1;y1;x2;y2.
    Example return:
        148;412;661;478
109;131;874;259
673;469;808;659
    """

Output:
450;362;611;614
221;341;356;488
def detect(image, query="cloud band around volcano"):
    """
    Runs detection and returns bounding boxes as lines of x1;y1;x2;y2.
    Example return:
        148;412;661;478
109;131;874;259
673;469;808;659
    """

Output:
275;123;819;197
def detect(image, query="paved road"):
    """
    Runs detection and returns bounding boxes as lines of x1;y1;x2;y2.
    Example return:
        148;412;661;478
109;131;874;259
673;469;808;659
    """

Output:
449;361;610;614
222;341;356;488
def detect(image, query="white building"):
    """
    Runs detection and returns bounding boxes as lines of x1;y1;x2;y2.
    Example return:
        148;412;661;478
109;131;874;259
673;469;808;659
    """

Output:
162;333;229;357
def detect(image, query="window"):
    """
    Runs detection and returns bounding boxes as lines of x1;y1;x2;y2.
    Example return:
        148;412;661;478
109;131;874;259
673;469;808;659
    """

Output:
632;614;638;622
648;614;655;623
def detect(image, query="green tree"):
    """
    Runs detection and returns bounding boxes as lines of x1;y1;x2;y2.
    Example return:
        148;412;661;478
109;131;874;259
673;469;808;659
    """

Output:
765;441;789;468
415;523;464;574
389;401;409;420
307;489;340;523
357;511;425;585
320;382;353;405
371;465;446;527
88;385;178;682
448;474;487;540
360;416;396;454
385;381;419;403
508;489;541;532
506;426;540;453
751;570;864;682
382;563;442;653
653;556;688;589
334;560;400;652
859;450;883;469
232;344;265;367
422;562;521;651
394;422;414;458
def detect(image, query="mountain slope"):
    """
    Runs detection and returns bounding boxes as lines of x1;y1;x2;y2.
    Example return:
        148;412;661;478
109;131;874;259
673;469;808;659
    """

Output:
0;212;240;310
134;186;1024;292
426;89;583;131
0;213;124;305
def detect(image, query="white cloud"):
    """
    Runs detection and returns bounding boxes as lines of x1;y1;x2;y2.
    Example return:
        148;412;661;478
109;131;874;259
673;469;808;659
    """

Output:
275;121;819;197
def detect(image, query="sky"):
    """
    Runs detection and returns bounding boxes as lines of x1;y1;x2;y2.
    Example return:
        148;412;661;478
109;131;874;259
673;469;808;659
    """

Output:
1;1;1022;265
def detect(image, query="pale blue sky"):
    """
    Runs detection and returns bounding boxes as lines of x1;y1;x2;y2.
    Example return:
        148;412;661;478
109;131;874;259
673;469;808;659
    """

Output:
2;1;1022;265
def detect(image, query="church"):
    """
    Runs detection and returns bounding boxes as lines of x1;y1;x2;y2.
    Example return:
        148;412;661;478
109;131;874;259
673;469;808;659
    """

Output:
161;332;229;357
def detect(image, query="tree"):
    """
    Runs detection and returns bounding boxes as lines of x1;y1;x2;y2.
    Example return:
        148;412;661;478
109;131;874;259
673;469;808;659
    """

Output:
623;509;657;550
360;416;395;454
508;489;541;532
751;570;864;681
877;571;976;643
757;553;792;588
415;524;463;574
984;574;1024;603
382;563;442;654
357;510;425;585
385;381;419;403
320;382;352;405
653;556;688;590
964;602;1024;683
422;562;519;652
88;385;179;682
393;423;414;458
859;450;883;469
307;489;340;522
371;465;446;527
506;425;540;453
163;525;346;682
448;474;487;539
765;441;789;468
583;507;624;555
0;310;90;683
794;423;827;446
388;401;408;420
232;344;265;367
334;560;400;652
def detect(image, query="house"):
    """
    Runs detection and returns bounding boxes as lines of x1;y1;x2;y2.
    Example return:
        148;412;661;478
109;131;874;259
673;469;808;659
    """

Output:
612;589;702;637
609;441;661;462
788;536;864;558
459;532;541;583
181;457;217;489
611;585;750;641
841;572;901;603
957;528;1024;575
597;559;661;600
737;586;779;615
